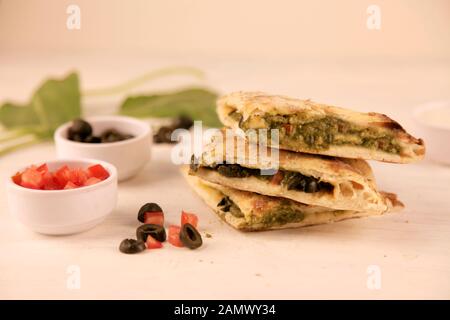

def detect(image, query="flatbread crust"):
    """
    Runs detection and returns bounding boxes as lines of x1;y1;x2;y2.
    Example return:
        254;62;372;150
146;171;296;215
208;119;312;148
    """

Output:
217;91;425;163
182;166;404;231
191;133;389;213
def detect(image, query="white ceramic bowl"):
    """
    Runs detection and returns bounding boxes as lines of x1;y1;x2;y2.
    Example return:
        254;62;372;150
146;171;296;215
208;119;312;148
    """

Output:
54;116;152;181
6;159;118;235
413;100;450;165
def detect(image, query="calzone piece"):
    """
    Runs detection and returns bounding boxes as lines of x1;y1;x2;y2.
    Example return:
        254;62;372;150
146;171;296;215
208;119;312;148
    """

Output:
217;91;425;163
189;134;391;213
182;167;403;231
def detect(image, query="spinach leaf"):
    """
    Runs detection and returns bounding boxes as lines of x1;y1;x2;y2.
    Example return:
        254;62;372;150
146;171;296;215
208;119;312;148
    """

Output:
0;72;81;155
0;101;40;128
0;72;81;137
119;87;221;127
30;72;81;135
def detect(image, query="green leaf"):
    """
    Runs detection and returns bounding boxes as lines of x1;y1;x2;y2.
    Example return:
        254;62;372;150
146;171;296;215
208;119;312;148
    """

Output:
0;102;39;128
0;72;81;137
30;72;81;134
119;88;221;127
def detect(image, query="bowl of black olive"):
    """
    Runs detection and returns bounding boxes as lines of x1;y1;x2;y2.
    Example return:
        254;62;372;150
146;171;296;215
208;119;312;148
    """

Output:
54;116;152;181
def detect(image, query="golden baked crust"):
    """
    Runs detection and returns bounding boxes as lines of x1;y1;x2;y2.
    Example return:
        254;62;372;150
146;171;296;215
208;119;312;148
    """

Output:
191;133;389;213
217;91;425;163
181;166;404;231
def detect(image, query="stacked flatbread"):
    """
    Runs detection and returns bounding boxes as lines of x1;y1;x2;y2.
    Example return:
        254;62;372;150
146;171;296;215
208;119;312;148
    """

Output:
183;92;425;231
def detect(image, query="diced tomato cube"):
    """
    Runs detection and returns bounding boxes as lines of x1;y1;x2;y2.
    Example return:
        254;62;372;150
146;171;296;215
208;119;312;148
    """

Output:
64;181;78;189
84;177;102;186
144;212;164;226
36;163;49;174
181;211;198;228
87;164;109;180
42;172;60;190
21;167;44;189
146;235;163;249
69;167;88;186
11;172;22;185
54;165;71;187
14;163;109;190
168;225;184;247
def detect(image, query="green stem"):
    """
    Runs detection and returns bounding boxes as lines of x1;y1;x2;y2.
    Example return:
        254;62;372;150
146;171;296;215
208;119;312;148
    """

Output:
0;137;40;157
0;128;31;143
82;66;205;97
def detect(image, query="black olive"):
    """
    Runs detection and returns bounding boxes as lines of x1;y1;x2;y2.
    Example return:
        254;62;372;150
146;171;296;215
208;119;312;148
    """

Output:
69;134;84;142
284;172;304;190
217;164;255;178
217;196;232;212
68;119;92;140
119;239;146;254
101;129;125;143
136;224;166;242
319;181;334;192
122;134;135;140
180;223;202;249
84;135;101;143
305;180;318;193
297;179;307;192
137;203;163;222
174;115;194;130
153;126;175;144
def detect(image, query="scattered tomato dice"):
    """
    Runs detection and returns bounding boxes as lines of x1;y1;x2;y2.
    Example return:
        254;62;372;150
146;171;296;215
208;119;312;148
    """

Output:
88;164;109;180
64;181;78;190
84;177;102;186
146;235;163;249
144;212;164;226
168;225;184;247
181;211;198;228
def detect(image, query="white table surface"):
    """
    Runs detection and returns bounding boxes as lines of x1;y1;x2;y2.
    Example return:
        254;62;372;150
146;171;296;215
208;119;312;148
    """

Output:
1;54;450;299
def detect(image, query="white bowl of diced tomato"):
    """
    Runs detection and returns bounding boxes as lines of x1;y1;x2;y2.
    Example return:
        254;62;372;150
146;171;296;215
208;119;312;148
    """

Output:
6;159;118;235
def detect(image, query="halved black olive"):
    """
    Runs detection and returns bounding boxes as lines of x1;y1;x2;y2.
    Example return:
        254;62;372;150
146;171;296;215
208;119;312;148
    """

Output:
153;126;175;144
217;164;257;178
217;196;232;212
283;172;305;190
84;135;101;143
136;224;166;242
305;180;318;193
69;134;84;142
101;129;125;143
174;115;194;130
68;118;92;140
119;239;146;254
137;203;163;222
180;223;202;249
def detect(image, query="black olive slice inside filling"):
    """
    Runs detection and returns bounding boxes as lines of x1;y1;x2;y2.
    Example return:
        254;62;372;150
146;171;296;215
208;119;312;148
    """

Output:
208;164;333;193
